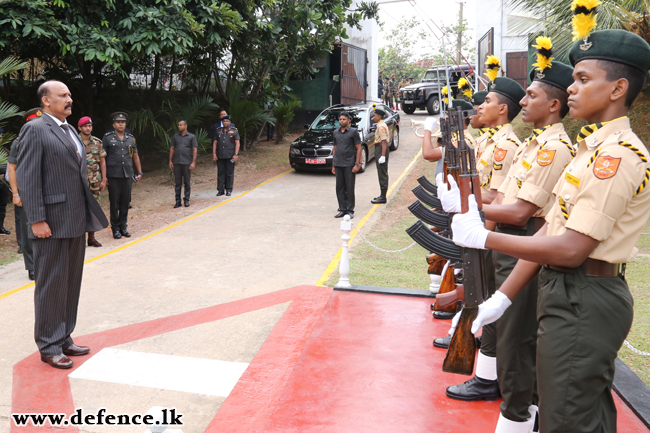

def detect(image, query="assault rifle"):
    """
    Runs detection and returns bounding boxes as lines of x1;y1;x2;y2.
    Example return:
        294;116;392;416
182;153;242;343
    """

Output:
417;175;438;195
441;106;491;376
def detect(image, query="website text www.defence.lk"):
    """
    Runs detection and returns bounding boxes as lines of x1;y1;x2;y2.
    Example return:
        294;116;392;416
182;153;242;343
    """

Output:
12;408;183;427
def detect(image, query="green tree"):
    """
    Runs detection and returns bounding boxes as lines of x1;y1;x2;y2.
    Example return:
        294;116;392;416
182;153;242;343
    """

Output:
428;5;476;68
379;17;429;80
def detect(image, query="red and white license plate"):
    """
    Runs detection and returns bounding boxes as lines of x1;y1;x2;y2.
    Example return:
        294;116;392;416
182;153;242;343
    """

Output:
305;158;326;164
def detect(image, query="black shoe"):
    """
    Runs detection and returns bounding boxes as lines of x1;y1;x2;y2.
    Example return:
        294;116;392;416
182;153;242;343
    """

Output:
28;270;35;281
216;191;225;197
120;230;131;238
128;204;133;209
347;211;354;219
184;202;190;207
446;376;500;401
18;247;23;254
226;191;232;196
433;335;451;349
371;196;387;204
112;231;122;239
0;227;10;235
174;202;182;208
433;310;456;320
335;211;347;218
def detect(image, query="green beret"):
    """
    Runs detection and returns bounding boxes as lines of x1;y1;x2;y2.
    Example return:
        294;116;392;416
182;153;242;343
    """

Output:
111;111;128;122
529;61;574;93
489;77;526;106
450;99;473;111
373;108;386;117
472;91;488;106
569;29;650;73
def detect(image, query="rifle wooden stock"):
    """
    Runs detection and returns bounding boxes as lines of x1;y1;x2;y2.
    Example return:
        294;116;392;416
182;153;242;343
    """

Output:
435;284;464;307
458;176;471;214
433;265;457;312
443;306;479;375
426;254;447;275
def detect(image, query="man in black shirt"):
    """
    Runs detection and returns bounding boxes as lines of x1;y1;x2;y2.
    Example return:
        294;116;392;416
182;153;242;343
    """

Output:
332;112;362;219
169;120;198;207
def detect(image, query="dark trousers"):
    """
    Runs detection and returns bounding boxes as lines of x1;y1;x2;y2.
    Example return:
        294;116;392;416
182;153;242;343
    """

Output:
174;164;191;203
537;268;632;433
15;205;33;271
335;166;356;213
0;181;8;227
479;249;497;358
217;159;235;192
374;145;389;195
494;223;539;422
33;235;86;356
15;204;22;248
107;177;132;231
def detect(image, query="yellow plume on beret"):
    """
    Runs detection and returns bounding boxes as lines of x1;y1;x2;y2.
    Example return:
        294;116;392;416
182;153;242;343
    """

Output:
532;36;554;71
485;55;500;82
457;77;473;98
571;0;600;41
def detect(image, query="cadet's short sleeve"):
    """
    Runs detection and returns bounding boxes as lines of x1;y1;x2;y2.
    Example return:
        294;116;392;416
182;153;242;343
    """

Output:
490;140;518;190
565;147;644;241
518;141;573;208
377;123;389;141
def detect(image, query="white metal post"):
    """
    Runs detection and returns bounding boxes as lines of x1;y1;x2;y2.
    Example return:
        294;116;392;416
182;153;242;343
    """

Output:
335;215;353;289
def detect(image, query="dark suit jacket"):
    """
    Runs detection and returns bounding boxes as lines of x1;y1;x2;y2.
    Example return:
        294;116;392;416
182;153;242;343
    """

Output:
16;113;109;239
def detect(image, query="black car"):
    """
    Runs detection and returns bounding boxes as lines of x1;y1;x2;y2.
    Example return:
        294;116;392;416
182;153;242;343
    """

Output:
289;102;400;173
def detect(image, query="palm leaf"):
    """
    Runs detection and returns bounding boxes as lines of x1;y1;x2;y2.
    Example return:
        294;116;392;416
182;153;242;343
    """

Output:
0;57;28;78
0;100;22;124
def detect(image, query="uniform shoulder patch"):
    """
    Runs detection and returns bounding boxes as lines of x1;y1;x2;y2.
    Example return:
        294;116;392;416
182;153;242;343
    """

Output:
537;149;556;166
494;147;508;162
593;155;621;180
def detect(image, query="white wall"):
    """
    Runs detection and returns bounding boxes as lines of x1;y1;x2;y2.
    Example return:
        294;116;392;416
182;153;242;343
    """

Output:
475;0;528;76
345;1;379;101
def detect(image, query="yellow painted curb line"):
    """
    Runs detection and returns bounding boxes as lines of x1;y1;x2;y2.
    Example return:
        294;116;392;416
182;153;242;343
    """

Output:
315;149;423;287
0;169;295;300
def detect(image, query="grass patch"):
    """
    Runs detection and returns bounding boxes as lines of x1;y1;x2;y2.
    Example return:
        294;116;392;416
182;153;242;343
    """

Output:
0;249;20;266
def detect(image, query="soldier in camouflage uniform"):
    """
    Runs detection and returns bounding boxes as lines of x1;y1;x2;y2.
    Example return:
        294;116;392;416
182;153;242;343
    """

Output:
77;116;106;247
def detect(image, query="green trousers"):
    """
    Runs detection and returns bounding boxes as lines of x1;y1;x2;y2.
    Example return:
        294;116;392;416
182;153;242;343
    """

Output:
494;223;539;422
537;267;633;433
374;144;389;195
479;249;498;358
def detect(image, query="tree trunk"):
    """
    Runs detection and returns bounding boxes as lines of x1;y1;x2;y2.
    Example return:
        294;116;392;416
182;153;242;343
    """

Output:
150;55;161;92
168;55;176;91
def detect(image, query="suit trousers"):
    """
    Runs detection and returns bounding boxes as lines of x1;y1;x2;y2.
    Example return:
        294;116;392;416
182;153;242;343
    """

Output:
0;181;8;226
173;164;191;203
15;205;33;271
107;177;132;231
374;145;389;195
33;235;86;356
479;249;497;358
536;268;632;433
335;166;356;213
15;204;22;248
494;223;539;422
217;159;235;192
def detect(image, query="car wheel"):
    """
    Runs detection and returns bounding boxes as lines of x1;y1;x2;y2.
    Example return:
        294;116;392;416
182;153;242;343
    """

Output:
389;128;399;151
358;146;368;173
402;105;415;114
427;97;440;115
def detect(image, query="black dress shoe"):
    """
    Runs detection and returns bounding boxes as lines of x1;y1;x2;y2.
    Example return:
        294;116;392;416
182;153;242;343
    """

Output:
371;196;387;204
446;376;500;401
120;230;131;238
28;270;34;281
41;354;73;369
433;334;451;349
128;204;133;209
174;202;182;208
113;231;122;239
226;191;232;196
184;202;190;207
347;211;354;219
63;344;90;356
433;310;456;320
335;211;347;218
0;226;10;235
18;247;23;254
216;191;225;197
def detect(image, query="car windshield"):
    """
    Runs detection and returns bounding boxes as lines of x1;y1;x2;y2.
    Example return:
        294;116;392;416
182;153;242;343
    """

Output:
423;70;441;81
311;110;367;131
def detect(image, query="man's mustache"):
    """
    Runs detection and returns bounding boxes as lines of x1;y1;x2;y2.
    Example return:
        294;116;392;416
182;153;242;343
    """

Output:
65;103;73;109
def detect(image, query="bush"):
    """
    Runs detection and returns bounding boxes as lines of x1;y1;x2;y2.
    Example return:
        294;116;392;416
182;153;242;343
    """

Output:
272;100;301;143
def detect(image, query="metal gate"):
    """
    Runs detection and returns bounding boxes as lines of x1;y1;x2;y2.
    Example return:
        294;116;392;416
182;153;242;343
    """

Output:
477;28;494;90
341;44;367;105
506;51;529;89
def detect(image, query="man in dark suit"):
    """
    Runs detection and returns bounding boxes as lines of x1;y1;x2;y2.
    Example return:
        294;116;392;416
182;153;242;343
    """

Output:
16;80;109;369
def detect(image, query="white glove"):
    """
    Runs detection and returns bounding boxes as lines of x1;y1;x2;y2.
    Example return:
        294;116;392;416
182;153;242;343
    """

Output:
378;156;386;164
451;194;489;249
471;291;512;334
424;117;438;132
440;174;461;213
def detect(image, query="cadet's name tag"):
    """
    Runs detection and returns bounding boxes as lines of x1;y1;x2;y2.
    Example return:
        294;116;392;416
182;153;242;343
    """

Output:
522;160;532;170
565;172;581;188
480;159;488;166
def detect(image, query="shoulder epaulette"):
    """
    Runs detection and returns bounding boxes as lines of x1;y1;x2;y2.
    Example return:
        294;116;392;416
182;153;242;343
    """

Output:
507;138;520;147
559;138;576;157
618;141;648;163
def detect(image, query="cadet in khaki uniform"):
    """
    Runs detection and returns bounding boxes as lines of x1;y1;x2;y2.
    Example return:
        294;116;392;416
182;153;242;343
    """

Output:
444;80;525;403
479;58;575;432
370;108;390;204
470;91;490;160
77;116;106;247
452;29;650;433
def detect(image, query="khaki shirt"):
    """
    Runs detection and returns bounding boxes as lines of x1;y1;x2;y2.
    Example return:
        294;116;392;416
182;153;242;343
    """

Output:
474;129;492;161
374;120;389;144
545;117;650;263
477;124;521;193
499;123;575;218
